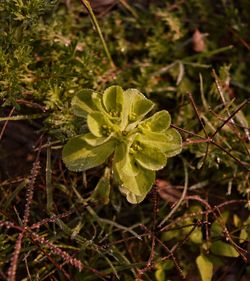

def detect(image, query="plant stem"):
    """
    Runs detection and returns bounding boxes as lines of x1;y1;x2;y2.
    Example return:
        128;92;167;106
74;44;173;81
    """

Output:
159;158;189;227
46;138;53;213
80;0;115;68
0;113;47;121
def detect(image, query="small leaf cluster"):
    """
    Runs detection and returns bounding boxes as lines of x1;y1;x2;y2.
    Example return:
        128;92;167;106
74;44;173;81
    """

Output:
63;86;182;203
160;207;246;281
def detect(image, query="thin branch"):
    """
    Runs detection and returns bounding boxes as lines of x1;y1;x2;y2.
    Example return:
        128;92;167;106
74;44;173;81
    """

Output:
30;210;74;230
0;113;47;121
214;207;247;262
210;98;249;139
170;124;206;139
211;140;249;171
187;92;209;138
46;139;53;213
159;158;188;227
137;189;158;276
155;237;185;279
187;92;210;168
0;107;15;141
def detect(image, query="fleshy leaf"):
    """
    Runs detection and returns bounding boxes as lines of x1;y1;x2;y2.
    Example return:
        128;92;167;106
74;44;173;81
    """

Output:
90;168;111;205
190;228;203;244
155;269;165;281
134;144;167;171
114;143;139;177
162;229;180;241
114;143;155;197
92;92;104;111
210;241;239;257
211;211;229;237
196;255;213;281
140;110;171;132
83;132;112;146
103;85;124;120
163;128;182;157
137;131;172;153
87;111;116;137
136;128;182;157
119;185;147;204
62;136;115;171
124;89;154;129
71;89;101;117
130;90;154;118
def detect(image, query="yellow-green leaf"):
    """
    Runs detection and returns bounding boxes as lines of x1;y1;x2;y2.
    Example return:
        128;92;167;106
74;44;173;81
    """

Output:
62;136;115;171
140;110;171;132
119;186;147;204
72;89;101;117
155;269;165;281
163;128;182;157
102;85;124;120
210;241;239;257
83;132;111;146
87;111;116;137
134;144;167;171
123;89;154;130
196;254;213;281
190;228;203;244
114;143;155;198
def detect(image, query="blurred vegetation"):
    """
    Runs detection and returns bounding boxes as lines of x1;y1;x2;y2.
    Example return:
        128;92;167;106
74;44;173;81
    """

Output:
0;0;249;280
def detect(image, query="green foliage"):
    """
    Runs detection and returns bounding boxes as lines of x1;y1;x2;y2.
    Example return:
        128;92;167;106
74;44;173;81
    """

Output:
1;0;250;280
210;241;239;258
0;0;109;139
63;85;182;203
196;254;213;281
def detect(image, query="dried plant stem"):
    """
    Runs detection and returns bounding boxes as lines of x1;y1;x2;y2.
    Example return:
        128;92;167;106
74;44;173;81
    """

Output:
30;210;73;230
80;0;115;68
174;94;250;170
160;199;247;233
159;158;188;227
46;139;53;213
7;144;41;281
31;232;83;271
119;0;138;18
0;113;47;121
210;98;249;139
7;232;24;281
155;237;185;279
210;140;249;171
159;193;247;262
214;207;247;261
187;92;209;168
31;238;74;281
174;130;249;171
23;159;40;226
0;107;15;140
137;189;158;276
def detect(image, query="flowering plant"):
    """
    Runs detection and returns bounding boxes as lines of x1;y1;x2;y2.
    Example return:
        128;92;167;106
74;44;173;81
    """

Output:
63;86;182;203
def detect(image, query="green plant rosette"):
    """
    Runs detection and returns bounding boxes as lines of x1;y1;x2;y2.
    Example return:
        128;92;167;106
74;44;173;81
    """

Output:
63;85;182;203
